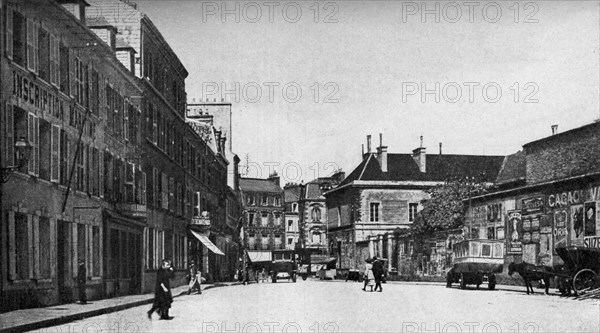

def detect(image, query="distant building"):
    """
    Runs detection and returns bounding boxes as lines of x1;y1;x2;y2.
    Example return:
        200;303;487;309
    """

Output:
325;134;504;272
240;174;285;263
283;184;302;250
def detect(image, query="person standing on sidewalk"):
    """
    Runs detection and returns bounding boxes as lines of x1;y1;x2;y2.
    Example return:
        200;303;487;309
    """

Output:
148;259;174;320
76;260;87;304
372;256;384;292
186;263;202;295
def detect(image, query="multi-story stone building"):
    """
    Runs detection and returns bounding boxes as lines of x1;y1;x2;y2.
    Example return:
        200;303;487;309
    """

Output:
0;0;232;311
240;174;285;263
86;0;232;286
325;134;504;273
186;99;241;282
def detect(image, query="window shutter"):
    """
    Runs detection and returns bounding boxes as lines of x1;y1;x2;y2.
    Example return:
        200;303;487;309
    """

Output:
34;116;39;175
99;150;104;197
26;19;34;71
141;170;147;205
27;113;34;174
5;4;13;59
5;102;15;167
33;21;40;73
8;211;16;280
69;49;76;98
50;124;60;182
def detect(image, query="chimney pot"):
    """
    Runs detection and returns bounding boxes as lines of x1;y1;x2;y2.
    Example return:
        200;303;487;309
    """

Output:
439;142;442;155
379;133;383;147
420;135;424;147
551;124;558;135
367;135;372;153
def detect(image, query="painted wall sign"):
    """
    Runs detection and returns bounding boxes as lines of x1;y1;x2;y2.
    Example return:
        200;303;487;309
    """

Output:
522;197;544;215
584;236;600;249
547;185;600;208
507;211;522;254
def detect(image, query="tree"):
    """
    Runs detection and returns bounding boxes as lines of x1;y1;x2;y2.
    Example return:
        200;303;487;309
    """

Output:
411;177;491;237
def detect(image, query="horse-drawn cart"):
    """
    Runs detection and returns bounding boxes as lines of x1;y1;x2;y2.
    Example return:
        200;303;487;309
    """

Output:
555;246;600;296
447;239;504;290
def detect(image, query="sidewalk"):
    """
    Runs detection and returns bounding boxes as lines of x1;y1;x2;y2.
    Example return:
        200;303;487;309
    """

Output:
0;282;238;333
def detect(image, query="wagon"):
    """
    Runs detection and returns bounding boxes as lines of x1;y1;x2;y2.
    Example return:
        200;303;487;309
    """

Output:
555;246;600;296
446;239;504;290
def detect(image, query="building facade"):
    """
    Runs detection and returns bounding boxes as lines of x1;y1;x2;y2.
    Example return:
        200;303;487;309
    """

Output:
466;122;600;269
283;183;301;250
240;174;285;263
0;0;233;311
325;134;504;273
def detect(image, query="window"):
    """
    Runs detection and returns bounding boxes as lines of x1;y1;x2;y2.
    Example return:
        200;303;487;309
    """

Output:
369;202;380;222
39;119;51;180
275;196;281;206
409;203;419;222
14;213;29;280
261;236;269;250
38;28;50;81
287;237;293;245
92;226;100;276
12;11;26;67
288;220;293;231
248;213;255;226
59;42;69;94
77;224;86;272
312;207;321;221
262;195;268;206
261;212;268;226
292;203;298;212
147;228;154;269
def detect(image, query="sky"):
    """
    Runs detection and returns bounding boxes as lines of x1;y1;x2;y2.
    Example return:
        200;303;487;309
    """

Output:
133;0;600;184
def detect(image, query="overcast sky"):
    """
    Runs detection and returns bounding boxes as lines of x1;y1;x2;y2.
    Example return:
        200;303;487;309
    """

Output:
134;0;599;184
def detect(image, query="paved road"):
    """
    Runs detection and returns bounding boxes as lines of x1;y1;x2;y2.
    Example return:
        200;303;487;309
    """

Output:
32;280;599;332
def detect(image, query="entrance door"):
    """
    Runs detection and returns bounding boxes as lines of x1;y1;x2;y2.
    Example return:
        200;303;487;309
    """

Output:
57;221;71;303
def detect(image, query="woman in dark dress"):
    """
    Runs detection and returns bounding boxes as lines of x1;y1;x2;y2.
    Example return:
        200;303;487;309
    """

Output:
147;259;174;320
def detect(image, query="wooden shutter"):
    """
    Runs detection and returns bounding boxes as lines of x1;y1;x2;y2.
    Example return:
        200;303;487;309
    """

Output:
69;49;76;98
4;102;14;167
99;150;104;198
26;18;34;71
5;3;13;59
50;124;60;182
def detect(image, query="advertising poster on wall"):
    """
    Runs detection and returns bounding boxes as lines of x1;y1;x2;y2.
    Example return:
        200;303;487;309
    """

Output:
554;209;568;249
570;204;585;246
507;211;522;254
584;201;597;236
539;233;552;266
522;243;537;264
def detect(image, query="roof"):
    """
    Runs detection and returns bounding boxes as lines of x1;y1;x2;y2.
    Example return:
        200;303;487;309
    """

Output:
240;178;283;194
115;37;136;51
284;186;301;202
339;153;505;186
495;151;526;185
86;16;116;30
523;120;600;148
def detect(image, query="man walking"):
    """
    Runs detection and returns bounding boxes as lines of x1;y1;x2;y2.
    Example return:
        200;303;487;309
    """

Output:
76;260;87;304
147;259;175;320
372;256;384;292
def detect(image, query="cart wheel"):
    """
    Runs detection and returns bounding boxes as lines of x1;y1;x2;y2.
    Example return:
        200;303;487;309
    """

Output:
459;273;466;289
292;273;297;283
488;274;496;290
573;269;598;295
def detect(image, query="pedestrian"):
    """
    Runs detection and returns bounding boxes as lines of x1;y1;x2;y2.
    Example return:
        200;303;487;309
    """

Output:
186;263;202;295
76;260;87;304
372;256;384;292
147;259;175;320
261;268;267;283
362;259;374;292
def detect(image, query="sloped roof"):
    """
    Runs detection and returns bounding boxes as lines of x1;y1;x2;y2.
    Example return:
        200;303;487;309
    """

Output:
284;186;301;202
339;153;505;186
240;178;283;194
495;151;526;185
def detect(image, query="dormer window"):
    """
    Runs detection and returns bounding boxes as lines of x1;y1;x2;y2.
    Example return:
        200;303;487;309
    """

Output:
59;0;90;24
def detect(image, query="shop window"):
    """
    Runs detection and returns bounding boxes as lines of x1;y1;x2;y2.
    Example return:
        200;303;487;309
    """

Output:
39;217;51;279
409;203;418;222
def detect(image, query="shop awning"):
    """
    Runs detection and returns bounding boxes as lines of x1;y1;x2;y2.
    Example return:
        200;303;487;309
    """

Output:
191;230;225;255
247;250;272;263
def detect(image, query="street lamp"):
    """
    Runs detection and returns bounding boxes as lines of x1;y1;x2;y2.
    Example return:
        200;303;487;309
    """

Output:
1;137;33;183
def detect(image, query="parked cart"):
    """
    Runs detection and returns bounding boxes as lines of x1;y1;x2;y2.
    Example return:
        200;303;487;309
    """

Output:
555;246;600;296
446;239;504;290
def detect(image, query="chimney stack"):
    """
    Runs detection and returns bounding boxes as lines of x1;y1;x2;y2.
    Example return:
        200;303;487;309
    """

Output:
439;142;442;155
367;135;372;153
551;124;558;135
376;133;388;173
412;136;426;173
362;144;365;159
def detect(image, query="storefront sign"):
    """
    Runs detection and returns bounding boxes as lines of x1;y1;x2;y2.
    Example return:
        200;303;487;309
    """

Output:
522;197;544;215
507;211;522;254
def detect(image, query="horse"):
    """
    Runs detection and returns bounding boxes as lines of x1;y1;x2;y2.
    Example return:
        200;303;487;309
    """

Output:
508;262;553;295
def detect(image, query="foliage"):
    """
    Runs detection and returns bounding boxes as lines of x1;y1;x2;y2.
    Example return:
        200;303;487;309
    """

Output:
411;178;491;237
